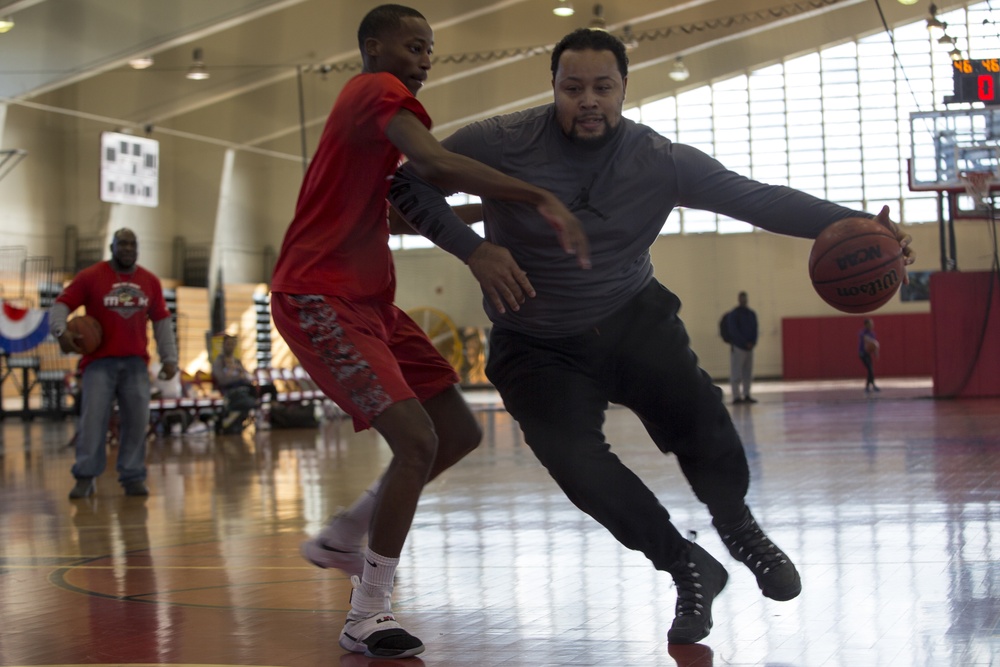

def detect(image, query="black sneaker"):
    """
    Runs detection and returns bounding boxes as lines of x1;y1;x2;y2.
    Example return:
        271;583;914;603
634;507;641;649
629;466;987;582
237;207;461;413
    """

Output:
666;542;729;644
715;510;801;601
124;481;149;496
69;477;95;499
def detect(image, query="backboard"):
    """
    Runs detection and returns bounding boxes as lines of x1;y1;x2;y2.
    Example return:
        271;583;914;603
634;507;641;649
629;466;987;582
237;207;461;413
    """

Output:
908;108;999;217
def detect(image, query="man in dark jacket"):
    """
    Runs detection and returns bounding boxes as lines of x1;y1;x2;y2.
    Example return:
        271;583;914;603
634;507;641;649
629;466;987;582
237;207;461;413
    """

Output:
726;291;758;404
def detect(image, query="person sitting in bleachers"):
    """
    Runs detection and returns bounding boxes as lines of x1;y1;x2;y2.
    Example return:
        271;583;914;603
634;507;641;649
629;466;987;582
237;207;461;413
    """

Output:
212;333;256;434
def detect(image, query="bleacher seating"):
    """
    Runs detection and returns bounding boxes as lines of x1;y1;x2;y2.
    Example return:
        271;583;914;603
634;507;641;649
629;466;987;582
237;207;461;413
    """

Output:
148;365;337;434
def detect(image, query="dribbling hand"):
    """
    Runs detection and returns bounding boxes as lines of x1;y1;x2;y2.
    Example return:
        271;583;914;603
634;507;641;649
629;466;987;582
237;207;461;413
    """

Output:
875;205;916;281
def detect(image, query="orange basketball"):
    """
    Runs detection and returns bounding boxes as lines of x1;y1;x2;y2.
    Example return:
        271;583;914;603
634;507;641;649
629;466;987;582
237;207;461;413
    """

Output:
809;217;904;314
864;337;879;357
67;315;103;355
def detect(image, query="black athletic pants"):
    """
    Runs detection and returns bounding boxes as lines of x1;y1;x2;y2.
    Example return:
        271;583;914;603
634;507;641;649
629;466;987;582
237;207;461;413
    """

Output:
486;280;750;571
860;351;876;387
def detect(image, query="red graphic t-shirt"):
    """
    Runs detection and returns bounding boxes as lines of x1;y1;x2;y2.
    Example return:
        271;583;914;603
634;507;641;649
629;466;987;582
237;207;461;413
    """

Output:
56;262;170;370
270;72;432;302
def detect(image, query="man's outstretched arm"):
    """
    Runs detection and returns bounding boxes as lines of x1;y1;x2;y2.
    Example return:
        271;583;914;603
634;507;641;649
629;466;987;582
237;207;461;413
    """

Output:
385;109;589;268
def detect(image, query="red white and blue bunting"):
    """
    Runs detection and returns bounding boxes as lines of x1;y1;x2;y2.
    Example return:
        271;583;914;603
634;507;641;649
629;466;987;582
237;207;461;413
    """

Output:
0;300;50;354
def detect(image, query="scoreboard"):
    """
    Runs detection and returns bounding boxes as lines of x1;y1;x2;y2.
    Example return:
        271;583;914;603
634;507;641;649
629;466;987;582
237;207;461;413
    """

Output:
947;58;999;106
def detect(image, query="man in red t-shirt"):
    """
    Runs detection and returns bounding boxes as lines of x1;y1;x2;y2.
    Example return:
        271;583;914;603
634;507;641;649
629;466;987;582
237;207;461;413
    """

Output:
50;228;178;499
270;4;589;659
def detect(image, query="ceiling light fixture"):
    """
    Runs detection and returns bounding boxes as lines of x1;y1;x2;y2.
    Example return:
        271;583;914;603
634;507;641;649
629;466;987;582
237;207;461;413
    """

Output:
897;0;919;5
622;25;639;51
926;16;946;33
553;0;574;17
129;56;154;70
926;3;946;35
937;34;956;45
186;48;210;80
589;3;607;31
668;56;690;82
0;16;14;33
949;47;963;61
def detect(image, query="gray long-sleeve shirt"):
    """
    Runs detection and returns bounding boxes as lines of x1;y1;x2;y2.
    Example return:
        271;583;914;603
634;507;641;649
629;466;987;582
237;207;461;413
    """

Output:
389;104;867;338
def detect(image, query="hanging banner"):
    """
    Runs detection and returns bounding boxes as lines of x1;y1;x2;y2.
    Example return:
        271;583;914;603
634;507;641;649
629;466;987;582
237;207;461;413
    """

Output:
0;300;49;353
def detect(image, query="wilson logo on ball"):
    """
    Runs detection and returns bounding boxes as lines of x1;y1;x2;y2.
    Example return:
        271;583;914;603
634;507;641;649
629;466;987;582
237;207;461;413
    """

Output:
809;217;904;314
834;268;900;299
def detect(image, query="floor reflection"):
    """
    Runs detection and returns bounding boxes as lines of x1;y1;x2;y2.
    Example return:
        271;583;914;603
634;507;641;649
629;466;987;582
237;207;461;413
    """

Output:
0;380;996;666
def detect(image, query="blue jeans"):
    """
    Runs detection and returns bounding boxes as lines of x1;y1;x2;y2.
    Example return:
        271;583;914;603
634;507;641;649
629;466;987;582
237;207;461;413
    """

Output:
73;356;151;484
486;280;750;570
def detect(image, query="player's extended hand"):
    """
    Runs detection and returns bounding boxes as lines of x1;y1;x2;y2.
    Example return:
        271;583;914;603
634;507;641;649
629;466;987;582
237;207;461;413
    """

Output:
57;330;82;355
536;196;591;269
466;242;535;315
159;361;179;380
875;205;916;266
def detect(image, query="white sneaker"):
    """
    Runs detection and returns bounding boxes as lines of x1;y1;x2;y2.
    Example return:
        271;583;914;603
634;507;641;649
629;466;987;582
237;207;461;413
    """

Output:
338;576;424;658
300;536;364;577
186;421;209;435
301;511;365;576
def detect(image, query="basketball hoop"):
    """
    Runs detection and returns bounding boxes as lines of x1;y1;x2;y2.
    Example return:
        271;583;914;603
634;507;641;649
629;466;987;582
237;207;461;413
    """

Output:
959;170;996;210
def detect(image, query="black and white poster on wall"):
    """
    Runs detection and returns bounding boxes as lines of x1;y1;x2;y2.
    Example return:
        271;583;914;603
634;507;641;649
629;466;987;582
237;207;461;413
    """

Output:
100;131;158;208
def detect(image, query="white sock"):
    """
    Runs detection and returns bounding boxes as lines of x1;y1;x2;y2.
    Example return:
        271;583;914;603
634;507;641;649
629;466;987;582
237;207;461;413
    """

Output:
361;547;398;594
347;548;399;618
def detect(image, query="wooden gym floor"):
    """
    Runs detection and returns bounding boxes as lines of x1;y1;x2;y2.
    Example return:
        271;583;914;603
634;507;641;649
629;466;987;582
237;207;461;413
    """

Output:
0;378;997;667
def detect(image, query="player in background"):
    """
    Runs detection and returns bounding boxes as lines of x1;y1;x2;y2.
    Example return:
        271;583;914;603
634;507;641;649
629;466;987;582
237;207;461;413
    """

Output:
50;228;178;500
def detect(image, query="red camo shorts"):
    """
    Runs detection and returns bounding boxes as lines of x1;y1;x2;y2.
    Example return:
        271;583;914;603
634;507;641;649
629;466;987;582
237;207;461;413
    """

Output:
270;292;459;432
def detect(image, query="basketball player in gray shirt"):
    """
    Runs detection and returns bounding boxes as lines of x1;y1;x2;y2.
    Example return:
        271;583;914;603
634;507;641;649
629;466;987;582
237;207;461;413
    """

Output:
389;28;914;644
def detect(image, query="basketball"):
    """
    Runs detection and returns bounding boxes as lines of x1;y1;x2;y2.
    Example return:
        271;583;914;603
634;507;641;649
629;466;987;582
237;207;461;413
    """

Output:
809;217;904;313
864;337;879;357
67;315;103;354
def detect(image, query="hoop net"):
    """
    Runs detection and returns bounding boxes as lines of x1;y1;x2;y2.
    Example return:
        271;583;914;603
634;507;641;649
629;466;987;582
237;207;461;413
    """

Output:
959;171;996;208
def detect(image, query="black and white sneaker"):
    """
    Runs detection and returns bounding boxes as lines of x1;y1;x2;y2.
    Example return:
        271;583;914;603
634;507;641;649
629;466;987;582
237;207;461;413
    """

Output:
339;576;424;659
300;538;363;577
300;510;365;577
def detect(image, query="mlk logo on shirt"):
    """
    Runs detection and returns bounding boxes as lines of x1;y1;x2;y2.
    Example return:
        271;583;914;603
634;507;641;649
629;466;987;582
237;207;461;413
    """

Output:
104;281;149;319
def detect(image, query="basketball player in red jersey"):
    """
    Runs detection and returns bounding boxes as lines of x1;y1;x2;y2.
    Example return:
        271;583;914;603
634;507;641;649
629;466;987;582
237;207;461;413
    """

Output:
270;5;589;659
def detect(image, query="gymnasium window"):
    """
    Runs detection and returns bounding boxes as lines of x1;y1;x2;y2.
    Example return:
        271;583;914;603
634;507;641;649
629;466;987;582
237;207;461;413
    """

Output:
628;1;993;235
391;193;481;251
392;1;994;249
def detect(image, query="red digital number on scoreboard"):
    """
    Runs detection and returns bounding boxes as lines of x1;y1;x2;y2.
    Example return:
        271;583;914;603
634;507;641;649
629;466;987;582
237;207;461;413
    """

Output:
979;74;996;102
